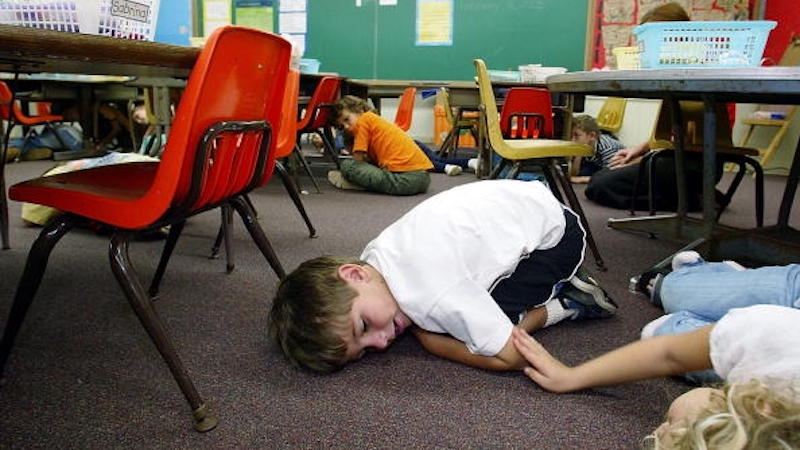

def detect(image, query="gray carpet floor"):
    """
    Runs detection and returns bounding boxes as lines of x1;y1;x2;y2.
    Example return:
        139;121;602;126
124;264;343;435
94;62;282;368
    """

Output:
0;156;795;448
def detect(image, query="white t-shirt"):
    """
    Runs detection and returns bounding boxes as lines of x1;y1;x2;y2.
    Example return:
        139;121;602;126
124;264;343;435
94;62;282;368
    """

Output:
710;304;800;397
360;180;566;356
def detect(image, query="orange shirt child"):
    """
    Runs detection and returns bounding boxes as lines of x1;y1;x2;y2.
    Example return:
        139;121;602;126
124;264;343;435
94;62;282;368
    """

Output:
351;111;433;172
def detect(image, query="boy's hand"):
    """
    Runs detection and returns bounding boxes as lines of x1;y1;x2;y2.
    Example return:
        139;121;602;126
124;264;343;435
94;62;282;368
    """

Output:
511;328;578;393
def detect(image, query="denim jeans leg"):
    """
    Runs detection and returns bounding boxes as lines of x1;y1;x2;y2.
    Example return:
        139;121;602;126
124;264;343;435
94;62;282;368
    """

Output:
25;125;83;152
660;263;800;319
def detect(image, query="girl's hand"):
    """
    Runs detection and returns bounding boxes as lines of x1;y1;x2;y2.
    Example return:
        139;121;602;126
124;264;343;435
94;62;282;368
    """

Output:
511;327;579;393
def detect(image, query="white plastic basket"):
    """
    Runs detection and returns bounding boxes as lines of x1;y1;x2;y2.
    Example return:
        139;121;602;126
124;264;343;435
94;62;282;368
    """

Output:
0;0;160;41
634;20;776;69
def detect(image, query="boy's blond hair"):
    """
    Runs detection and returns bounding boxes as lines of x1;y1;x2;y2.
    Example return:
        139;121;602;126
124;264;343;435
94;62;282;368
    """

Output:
572;114;600;135
647;381;800;449
268;255;366;373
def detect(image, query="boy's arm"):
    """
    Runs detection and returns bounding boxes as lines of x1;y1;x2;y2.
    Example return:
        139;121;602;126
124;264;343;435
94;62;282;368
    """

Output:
412;327;525;371
511;325;713;392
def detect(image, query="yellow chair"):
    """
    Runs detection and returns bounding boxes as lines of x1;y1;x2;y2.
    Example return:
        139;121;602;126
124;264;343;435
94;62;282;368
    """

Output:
474;58;605;269
436;87;479;157
595;97;627;134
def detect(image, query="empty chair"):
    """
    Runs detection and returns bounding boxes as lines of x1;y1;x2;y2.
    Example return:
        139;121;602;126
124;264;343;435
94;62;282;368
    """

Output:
595;97;627;135
0;81;68;249
499;87;555;139
393;87;416;131
474;59;606;269
0;26;292;432
436;87;479;157
632;100;764;226
209;68;317;271
293;76;342;191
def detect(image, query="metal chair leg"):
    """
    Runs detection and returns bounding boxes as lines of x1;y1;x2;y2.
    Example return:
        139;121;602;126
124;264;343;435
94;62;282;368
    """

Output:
229;195;285;279
0;214;79;377
293;145;322;194
148;220;186;300
550;160;606;271
210;212;224;260
276;161;317;238
222;204;235;273
109;231;217;433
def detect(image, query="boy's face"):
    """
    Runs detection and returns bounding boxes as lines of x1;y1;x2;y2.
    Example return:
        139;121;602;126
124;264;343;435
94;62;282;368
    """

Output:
337;264;412;362
571;128;596;146
338;110;360;134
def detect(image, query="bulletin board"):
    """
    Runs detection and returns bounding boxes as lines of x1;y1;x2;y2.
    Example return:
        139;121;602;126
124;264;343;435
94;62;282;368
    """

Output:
587;0;762;69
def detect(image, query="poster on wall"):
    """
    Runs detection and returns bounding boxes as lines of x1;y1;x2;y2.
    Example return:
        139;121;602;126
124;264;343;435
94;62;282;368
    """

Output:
235;0;274;32
416;0;453;46
588;0;753;69
203;0;232;37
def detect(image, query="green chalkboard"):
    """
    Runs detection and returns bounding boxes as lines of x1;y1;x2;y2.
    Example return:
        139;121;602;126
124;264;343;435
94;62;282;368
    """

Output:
305;0;588;80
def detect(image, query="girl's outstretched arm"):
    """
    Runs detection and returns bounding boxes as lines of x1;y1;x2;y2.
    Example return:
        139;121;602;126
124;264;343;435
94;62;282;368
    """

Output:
510;325;714;393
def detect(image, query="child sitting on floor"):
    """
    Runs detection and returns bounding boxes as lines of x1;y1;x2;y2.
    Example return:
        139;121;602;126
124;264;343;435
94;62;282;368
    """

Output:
569;114;626;184
511;251;800;448
327;95;433;195
269;180;617;373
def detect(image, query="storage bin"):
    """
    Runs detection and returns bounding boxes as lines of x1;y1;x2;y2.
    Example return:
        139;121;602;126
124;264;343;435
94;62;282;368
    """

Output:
299;58;320;74
612;46;640;70
0;0;159;40
634;20;776;69
488;70;520;82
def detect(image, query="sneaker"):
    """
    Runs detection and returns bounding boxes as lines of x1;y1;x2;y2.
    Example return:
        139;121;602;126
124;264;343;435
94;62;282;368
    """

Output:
444;164;462;176
4;146;20;162
327;170;365;191
558;270;617;319
19;147;53;161
640;313;675;339
671;250;703;271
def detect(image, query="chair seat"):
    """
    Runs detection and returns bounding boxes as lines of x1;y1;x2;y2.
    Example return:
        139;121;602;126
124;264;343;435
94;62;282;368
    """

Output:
16;113;64;126
10;162;160;228
496;138;592;160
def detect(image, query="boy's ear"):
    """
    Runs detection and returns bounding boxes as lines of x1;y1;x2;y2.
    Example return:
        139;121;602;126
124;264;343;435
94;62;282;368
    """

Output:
338;264;370;284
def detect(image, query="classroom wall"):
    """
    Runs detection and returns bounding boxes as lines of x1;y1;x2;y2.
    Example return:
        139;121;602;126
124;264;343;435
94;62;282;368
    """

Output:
304;0;589;80
763;0;800;65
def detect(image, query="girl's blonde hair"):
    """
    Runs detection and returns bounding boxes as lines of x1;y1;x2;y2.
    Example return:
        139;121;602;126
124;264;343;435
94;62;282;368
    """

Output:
646;380;800;449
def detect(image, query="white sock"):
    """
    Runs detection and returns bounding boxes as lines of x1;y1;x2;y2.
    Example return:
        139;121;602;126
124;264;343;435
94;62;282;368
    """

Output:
544;299;577;327
723;260;746;271
640;313;675;340
467;158;479;172
444;164;462;176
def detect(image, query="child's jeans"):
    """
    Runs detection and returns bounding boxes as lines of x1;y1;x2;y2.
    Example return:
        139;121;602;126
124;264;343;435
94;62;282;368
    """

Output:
651;260;800;384
9;125;83;154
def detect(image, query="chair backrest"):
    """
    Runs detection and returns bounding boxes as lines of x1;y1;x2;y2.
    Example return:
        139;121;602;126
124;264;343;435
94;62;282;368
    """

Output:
596;97;627;134
150;26;291;220
274;69;300;159
650;100;735;150
436;87;456;125
0;81;61;123
474;58;512;154
297;76;341;132
499;87;554;139
393;87;416;131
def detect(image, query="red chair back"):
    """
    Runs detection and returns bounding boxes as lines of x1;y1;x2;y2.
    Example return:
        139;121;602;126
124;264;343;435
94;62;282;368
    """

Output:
394;87;416;131
296;76;341;132
10;26;291;229
274;69;300;158
499;87;554;139
0;81;64;125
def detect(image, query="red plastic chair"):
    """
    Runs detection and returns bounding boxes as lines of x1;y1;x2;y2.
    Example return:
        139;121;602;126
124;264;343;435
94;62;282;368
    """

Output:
393;87;416;131
293;76;341;190
499;87;555;139
1;26;292;432
0;81;68;249
210;69;316;270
